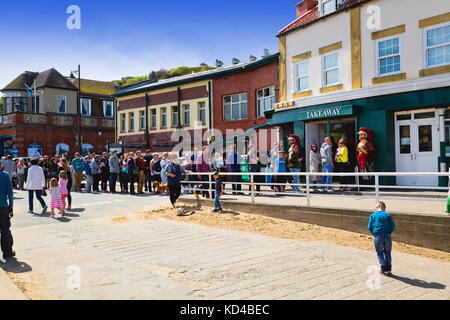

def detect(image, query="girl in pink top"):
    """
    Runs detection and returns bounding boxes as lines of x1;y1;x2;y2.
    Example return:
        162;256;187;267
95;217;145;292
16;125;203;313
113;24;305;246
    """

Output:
59;171;69;209
49;178;65;218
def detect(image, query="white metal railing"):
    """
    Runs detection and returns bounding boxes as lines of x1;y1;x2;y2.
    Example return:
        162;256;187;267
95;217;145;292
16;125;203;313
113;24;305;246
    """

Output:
180;171;450;207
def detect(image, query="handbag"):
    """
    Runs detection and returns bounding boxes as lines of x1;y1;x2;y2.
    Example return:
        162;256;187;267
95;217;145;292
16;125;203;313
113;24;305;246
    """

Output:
42;190;47;197
132;168;139;175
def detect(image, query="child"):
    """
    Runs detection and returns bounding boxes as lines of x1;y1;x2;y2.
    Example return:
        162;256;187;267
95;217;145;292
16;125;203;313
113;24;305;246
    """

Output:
49;178;65;218
59;171;69;210
273;151;287;196
368;201;396;276
212;172;223;213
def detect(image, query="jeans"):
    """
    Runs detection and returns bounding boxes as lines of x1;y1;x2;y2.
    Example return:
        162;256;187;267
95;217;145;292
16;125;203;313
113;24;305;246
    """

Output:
0;209;13;255
85;175;93;193
321;163;333;190
145;172;152;192
28;190;46;212
214;192;222;210
374;234;392;272
248;164;261;192
231;168;242;193
290;168;301;192
109;173;118;192
168;184;182;205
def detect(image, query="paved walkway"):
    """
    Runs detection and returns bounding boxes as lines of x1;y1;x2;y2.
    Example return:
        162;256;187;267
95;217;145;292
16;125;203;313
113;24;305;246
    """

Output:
1;190;449;300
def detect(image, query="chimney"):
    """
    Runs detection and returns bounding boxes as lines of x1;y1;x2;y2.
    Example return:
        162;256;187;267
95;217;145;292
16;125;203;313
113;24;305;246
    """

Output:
232;58;240;65
296;0;317;18
249;55;257;61
215;59;224;68
262;49;270;58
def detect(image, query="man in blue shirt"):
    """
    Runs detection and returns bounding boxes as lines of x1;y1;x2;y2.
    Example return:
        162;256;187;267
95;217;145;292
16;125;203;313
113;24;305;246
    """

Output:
368;201;396;276
0;162;15;259
165;154;187;208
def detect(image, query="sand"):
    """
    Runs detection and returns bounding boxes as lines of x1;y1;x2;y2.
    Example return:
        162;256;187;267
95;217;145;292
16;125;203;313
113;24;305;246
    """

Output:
116;204;450;263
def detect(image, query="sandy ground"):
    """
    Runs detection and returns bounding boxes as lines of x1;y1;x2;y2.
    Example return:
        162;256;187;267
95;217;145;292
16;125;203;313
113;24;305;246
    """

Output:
114;203;450;264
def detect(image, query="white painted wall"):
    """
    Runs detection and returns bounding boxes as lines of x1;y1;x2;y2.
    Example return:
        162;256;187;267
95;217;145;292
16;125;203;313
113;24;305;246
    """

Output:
285;10;352;100
360;0;450;87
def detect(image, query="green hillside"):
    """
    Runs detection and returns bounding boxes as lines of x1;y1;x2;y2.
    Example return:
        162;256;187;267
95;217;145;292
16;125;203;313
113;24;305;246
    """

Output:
113;65;215;87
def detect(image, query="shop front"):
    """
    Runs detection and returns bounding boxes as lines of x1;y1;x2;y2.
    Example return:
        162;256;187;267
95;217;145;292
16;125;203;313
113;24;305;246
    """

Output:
267;87;450;187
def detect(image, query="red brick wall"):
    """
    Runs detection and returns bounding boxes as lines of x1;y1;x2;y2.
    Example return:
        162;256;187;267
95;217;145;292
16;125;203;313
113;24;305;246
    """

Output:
212;60;279;150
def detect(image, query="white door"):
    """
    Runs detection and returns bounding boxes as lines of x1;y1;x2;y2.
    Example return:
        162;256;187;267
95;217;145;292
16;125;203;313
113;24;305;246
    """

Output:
396;112;439;186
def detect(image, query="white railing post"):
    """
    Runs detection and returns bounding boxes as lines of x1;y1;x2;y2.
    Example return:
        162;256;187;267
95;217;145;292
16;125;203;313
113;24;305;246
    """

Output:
208;173;212;199
306;174;311;207
375;174;380;203
251;173;255;204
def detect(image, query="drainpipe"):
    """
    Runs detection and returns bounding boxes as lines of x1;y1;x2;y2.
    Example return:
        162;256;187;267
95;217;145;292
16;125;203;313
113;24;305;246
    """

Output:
145;93;149;150
438;109;447;187
208;81;213;134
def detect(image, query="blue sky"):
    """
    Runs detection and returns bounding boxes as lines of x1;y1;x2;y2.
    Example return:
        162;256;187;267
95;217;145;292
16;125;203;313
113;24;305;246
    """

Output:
0;0;296;90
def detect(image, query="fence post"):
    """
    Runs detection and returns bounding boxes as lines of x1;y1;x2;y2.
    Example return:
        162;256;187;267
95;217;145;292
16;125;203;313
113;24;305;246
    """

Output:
251;174;255;204
208;173;212;199
375;174;380;203
306;174;310;207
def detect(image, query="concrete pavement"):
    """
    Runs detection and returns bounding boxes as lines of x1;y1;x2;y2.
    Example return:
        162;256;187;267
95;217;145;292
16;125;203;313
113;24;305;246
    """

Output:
0;190;449;300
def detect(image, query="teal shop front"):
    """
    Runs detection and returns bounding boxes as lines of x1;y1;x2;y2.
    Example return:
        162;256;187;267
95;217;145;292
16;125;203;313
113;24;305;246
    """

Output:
266;87;450;187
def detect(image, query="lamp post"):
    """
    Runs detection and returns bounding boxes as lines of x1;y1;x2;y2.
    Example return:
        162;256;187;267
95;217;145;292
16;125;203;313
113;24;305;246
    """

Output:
71;64;82;154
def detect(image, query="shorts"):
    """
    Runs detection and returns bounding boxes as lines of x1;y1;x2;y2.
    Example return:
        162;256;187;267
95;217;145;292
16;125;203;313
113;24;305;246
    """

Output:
61;194;68;200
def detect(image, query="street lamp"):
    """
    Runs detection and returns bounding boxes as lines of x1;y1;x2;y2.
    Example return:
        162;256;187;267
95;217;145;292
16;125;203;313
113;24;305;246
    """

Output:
71;64;82;154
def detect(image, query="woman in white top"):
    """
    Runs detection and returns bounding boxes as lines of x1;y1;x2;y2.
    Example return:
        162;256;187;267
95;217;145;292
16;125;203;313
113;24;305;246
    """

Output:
16;158;26;190
25;158;48;214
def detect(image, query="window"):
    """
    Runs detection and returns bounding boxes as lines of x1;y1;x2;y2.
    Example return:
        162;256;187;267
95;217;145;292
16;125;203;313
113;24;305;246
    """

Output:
139;111;146;130
80;98;91;116
5;98;12;114
103;100;114;118
183;105;190;126
129;113;135;131
57;96;66;114
151;109;157;129
199;102;206;124
161;108;167;127
121;114;126;131
295;60;310;92
320;0;336;16
425;24;450;68
323;52;339;86
172;106;179;127
257;86;275;117
377;37;401;76
223;93;248;121
13;97;27;112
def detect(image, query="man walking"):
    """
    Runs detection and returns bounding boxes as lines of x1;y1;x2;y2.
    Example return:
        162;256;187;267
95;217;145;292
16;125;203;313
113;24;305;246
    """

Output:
165;154;187;208
368;201;396;276
320;137;334;192
0;162;15;259
109;151;120;193
71;152;84;192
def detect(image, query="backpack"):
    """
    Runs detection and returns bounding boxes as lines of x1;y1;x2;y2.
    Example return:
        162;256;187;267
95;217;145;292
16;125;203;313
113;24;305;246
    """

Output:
154;159;162;172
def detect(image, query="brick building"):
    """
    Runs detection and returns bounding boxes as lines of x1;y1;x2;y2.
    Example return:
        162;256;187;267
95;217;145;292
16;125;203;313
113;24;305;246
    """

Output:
115;53;279;154
0;68;118;158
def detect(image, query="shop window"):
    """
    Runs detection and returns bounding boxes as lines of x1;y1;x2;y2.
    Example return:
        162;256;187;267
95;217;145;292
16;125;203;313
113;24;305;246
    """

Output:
377;37;401;76
81;98;91;116
257;86;275;117
120;114;126;131
323;52;339;86
399;125;411;154
223;93;247;121
414;111;435;119
425;23;450;68
57;96;66;114
418;125;433;152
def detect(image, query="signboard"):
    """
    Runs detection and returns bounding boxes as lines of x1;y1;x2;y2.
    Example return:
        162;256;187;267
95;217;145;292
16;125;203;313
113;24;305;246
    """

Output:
10;148;18;157
3;92;22;97
28;143;42;158
56;143;69;157
298;105;354;121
